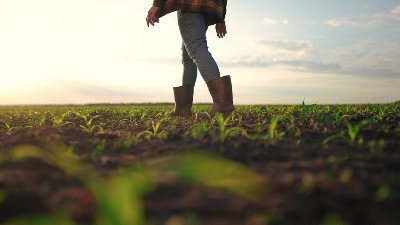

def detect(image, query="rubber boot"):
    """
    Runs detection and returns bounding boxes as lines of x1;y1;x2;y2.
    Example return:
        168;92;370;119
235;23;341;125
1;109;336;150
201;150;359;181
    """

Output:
170;85;194;117
197;75;234;119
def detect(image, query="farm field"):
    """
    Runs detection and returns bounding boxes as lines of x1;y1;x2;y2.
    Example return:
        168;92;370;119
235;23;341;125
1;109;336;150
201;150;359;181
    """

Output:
0;103;399;225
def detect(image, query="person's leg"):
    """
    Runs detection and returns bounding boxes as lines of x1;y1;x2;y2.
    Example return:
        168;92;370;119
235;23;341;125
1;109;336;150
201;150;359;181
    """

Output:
178;10;233;118
181;42;198;86
177;10;220;83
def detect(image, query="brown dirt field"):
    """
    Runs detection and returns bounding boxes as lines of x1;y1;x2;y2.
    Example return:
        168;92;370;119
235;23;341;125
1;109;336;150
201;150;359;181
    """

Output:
0;105;399;225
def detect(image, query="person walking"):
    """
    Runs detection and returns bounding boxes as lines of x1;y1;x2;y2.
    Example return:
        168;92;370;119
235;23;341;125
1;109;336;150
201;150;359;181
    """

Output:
146;0;234;118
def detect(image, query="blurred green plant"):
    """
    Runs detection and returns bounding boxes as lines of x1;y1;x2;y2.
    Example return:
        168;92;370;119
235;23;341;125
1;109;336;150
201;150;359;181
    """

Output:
0;189;5;203
326;107;353;125
367;139;385;153
3;213;76;225
189;121;209;139
321;213;349;225
374;105;395;122
31;112;47;127
300;98;317;122
2;122;16;132
0;144;267;225
250;116;286;145
323;119;372;147
91;139;107;158
374;184;392;202
52;112;72;127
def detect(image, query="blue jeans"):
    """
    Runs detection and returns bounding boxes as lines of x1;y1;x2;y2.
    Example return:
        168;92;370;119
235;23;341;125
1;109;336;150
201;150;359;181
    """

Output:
178;10;220;86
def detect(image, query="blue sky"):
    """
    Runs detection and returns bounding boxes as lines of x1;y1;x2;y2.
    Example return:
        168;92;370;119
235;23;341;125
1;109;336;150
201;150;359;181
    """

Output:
0;0;399;105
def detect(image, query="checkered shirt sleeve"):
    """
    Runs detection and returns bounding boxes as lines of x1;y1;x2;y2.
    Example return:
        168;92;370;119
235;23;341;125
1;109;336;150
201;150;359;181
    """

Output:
153;0;227;23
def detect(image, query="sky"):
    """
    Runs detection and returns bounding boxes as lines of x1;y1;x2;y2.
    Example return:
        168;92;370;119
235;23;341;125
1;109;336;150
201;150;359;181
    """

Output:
0;0;399;105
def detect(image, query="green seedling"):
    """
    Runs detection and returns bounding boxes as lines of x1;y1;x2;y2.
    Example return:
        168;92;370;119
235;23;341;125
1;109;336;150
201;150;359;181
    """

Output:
254;121;266;133
300;98;317;121
190;121;209;139
74;111;102;133
266;116;286;144
367;139;385;153
374;105;395;122
211;113;247;142
140;111;147;120
250;116;285;145
333;107;353;123
52;112;72;127
24;111;47;128
2;122;16;132
92;139;106;158
127;109;141;121
142;119;166;139
323;119;372;147
40;114;47;126
112;132;143;149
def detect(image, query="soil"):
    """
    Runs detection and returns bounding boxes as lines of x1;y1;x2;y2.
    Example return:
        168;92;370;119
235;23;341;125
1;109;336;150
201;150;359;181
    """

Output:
0;106;399;225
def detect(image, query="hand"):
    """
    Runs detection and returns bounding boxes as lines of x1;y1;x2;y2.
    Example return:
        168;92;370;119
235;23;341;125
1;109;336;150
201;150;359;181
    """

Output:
216;22;227;38
146;6;160;27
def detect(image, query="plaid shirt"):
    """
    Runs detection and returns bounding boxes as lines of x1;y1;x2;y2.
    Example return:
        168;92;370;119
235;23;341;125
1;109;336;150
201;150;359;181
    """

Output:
153;0;227;24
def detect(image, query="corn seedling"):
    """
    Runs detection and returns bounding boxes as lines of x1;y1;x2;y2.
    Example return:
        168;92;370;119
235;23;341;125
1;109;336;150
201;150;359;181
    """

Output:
142;119;166;139
2;122;16;132
190;121;209;139
52;112;72;127
332;107;352;124
323;119;372;147
367;139;385;153
250;116;286;145
266;116;286;143
113;134;138;149
374;105;395;122
74;111;102;133
127;109;143;121
91;139;107;158
23;111;44;128
211;113;247;142
300;98;317;122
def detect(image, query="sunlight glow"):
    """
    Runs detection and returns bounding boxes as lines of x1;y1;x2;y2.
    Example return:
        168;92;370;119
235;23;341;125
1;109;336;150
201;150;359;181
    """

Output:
1;0;399;104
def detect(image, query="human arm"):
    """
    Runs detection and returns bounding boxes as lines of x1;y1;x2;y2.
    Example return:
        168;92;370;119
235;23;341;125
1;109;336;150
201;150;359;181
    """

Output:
216;0;228;38
216;21;227;38
146;5;160;27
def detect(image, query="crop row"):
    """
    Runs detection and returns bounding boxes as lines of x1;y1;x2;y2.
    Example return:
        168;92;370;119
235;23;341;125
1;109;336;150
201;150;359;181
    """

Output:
1;103;399;150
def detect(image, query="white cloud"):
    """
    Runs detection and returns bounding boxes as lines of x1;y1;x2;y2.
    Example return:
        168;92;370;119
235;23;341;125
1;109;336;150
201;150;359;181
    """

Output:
222;37;400;80
261;18;288;26
326;5;400;28
257;39;313;53
326;18;358;27
388;5;400;20
221;55;341;73
321;39;400;78
326;17;382;28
